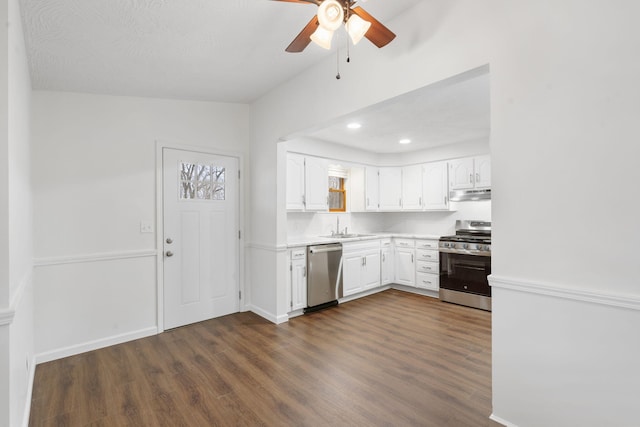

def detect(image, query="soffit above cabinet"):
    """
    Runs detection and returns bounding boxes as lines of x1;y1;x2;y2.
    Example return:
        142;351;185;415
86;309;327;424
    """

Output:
285;67;490;155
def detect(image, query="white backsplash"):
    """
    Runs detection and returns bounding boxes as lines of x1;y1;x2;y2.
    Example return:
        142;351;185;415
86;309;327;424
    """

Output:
287;200;491;239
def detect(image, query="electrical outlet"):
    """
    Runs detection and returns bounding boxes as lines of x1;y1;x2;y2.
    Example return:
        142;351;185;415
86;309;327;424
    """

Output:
140;221;153;233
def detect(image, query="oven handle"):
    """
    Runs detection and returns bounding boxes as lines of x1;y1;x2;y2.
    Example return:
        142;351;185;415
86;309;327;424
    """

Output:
454;264;487;271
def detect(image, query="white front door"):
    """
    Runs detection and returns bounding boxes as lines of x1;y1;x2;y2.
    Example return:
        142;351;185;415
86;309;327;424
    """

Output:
163;148;239;329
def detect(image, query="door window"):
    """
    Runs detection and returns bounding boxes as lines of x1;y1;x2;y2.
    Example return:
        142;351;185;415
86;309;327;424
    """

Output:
180;162;225;200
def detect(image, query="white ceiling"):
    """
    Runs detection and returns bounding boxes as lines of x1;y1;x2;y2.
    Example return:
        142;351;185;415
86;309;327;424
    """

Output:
19;0;421;103
287;68;490;153
19;0;489;154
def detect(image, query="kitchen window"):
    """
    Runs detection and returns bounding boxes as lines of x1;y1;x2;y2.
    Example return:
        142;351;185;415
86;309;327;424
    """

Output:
328;176;346;212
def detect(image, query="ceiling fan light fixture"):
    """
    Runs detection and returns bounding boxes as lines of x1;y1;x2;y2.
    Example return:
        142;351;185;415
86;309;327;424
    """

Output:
317;0;344;31
345;14;371;45
310;26;334;50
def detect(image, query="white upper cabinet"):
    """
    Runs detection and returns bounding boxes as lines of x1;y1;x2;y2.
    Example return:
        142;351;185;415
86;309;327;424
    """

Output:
449;157;475;190
304;156;329;211
401;165;423;210
474;155;491;189
379;167;403;211
286;153;306;210
286;153;328;211
365;166;380;211
449;155;491;191
422;161;449;210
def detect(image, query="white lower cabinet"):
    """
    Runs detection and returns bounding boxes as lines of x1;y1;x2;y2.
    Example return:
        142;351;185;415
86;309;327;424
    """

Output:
414;239;440;291
381;239;394;285
342;240;382;297
289;248;307;311
394;239;415;286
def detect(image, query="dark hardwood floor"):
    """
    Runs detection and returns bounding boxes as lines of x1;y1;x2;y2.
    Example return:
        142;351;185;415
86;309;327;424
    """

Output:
29;289;499;426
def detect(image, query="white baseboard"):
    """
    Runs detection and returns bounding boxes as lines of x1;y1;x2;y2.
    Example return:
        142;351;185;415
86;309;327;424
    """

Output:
248;305;285;324
390;284;439;299
35;326;158;364
490;413;518;427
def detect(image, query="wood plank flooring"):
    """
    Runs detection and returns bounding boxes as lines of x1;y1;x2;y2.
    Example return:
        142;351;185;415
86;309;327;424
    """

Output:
29;290;499;426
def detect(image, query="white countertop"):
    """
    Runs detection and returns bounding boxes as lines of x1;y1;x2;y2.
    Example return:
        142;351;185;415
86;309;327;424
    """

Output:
287;233;442;248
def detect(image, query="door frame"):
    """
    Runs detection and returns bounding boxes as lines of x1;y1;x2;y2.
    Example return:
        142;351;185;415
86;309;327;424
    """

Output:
155;140;245;333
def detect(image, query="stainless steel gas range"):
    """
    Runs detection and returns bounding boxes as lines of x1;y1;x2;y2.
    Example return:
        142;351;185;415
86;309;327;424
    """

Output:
439;220;492;311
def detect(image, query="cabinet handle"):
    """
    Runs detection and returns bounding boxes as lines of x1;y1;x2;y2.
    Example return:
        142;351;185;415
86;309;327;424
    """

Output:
382;253;385;262
303;266;306;277
476;173;480;183
399;198;402;207
302;195;306;207
470;173;473;183
419;197;422;206
411;254;414;263
444;195;447;205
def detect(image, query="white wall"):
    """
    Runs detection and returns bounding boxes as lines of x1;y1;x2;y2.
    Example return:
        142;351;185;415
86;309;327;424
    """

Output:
2;0;35;425
251;0;640;425
31;91;251;361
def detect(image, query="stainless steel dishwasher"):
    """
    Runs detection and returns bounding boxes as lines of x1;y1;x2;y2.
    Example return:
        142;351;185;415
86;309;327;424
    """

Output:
305;243;343;312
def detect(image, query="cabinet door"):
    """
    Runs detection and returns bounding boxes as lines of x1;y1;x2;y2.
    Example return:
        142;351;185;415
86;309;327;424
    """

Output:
381;247;394;285
395;248;415;286
474;155;491;189
378;167;402;211
362;250;381;290
423;161;449;210
304;156;328;211
401;165;423;210
342;253;364;296
449;158;474;190
286;153;305;210
365;166;380;211
290;256;307;311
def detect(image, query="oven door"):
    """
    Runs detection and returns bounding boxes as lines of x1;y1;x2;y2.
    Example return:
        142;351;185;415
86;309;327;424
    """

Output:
439;252;491;297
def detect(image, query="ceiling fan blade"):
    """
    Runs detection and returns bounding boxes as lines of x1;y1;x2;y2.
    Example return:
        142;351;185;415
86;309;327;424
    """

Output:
351;6;396;48
285;15;319;52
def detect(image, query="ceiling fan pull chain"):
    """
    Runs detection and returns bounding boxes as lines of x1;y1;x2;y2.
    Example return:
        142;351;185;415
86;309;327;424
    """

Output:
336;41;341;79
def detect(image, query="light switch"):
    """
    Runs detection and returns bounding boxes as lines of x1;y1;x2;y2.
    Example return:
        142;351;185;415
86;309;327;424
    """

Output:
140;221;153;233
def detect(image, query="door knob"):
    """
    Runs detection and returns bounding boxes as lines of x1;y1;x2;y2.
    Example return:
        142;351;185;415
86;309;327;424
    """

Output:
165;251;174;257
166;238;173;244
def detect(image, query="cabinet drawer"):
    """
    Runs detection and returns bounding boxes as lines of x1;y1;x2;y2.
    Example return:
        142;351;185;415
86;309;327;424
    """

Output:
416;272;439;290
416;260;438;274
291;249;306;260
380;238;392;247
394;238;414;248
416;249;438;262
415;239;439;250
342;240;381;254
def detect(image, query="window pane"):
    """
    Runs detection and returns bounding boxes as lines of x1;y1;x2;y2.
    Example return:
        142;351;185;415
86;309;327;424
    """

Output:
197;164;212;182
328;176;343;190
180;181;195;199
329;191;344;210
213;167;225;184
197;181;212;199
213;184;225;200
181;162;196;181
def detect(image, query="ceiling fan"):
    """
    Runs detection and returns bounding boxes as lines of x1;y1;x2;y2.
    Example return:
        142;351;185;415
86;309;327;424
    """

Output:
272;0;396;52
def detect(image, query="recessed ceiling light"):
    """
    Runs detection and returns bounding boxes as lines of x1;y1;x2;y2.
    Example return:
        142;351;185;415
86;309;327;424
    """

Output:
347;122;362;129
399;139;412;145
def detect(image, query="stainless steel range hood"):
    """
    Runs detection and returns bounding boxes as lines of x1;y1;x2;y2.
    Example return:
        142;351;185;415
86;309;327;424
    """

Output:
449;188;491;202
